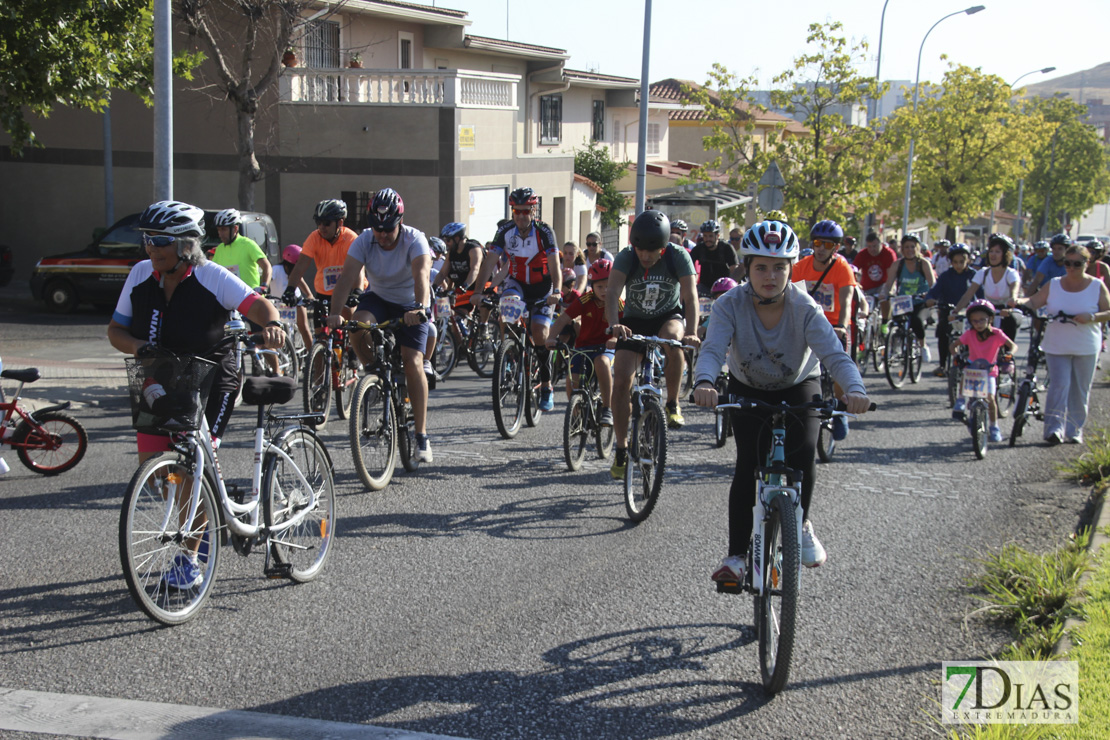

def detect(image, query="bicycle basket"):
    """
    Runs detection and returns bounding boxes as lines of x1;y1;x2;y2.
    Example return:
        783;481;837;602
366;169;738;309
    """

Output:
499;294;526;324
126;353;219;434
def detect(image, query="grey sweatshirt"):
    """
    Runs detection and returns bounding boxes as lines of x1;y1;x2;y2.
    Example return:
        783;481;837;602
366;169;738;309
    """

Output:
693;282;866;394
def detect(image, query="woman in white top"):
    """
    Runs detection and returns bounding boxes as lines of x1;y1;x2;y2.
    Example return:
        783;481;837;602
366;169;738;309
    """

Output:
1011;244;1110;445
955;233;1022;340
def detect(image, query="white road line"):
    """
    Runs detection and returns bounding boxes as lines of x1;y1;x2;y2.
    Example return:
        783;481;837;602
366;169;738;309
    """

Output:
0;687;468;740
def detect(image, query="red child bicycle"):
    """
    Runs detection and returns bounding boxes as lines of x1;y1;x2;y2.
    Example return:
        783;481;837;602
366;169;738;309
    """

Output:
1;364;88;475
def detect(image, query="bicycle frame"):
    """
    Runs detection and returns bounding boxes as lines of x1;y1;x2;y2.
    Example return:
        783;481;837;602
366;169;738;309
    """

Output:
750;412;804;596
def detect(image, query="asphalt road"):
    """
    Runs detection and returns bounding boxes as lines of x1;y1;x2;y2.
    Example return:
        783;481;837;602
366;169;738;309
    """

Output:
1;299;1103;739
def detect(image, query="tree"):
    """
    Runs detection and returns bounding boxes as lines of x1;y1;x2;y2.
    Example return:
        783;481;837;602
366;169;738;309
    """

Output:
178;0;340;210
574;140;630;228
876;64;1052;239
1001;96;1110;238
0;0;201;154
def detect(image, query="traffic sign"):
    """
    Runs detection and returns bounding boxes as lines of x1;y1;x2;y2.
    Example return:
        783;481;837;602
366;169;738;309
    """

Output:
757;161;785;211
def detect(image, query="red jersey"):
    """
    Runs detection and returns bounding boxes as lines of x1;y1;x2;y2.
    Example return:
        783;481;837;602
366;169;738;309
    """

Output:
564;291;621;348
853;245;897;291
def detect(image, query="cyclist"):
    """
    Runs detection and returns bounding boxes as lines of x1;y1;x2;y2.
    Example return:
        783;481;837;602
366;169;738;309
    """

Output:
327;188;434;463
1028;233;1071;294
692;220;869;583
950;299;1016;442
669;219;696;251
546;258;619;424
433;221;486;347
881;234;936;356
210;208;271;291
469;187;562;412
282;199;366;317
268;244;314;352
561;240;589;297
852;231;897;317
954;233;1022;341
931;239;952;277
605;209;699;477
584;231;614;267
690;219;742;295
839;235;858;262
792;218;857;440
924;243;978;376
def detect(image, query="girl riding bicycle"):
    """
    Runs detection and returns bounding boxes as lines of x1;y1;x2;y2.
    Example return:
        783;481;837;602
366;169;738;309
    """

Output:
950;299;1016;443
692;220;870;584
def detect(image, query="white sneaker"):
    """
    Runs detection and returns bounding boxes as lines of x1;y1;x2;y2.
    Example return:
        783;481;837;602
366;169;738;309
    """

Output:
712;555;746;583
922;344;932;362
801;520;827;568
416;435;433;463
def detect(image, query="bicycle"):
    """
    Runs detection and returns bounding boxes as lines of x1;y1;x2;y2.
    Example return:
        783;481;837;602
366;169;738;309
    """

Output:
816;364;838;463
348;318;424;490
712;395;868;695
1009;307;1066;446
959;358;995;460
491;294;550;439
430;294;459;380
432;291;501;379
712;365;733;449
0;364;88;475
941;306;967;407
300;296;361;428
622;334;685;523
120;335;336;625
557;343;614;470
858;292;885;375
884;293;927;389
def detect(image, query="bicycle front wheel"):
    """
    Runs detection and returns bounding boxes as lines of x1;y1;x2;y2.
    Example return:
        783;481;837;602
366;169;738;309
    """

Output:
947;362;961;408
755;492;799;696
970;403;988;459
1009;382;1032;447
467;324;496;378
909;338;924;383
492;339;525;439
624;396;667;523
264;427;336;583
348;375;396;491
884;325;908;389
399;394;420;473
817;420;836;463
433;325;458;379
563;392;590;471
334;355;354;421
995;368;1017;419
871;322;886;373
119;453;220;625
13;409;88;475
303;342;332;427
276;333;299;382
524;349;543;428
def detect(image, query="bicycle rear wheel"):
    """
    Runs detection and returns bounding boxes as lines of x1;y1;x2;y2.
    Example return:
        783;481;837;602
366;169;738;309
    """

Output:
624;396;667;523
119;453;219;625
13;410;88;475
871;322;886;373
264;427;336;583
492;339;525;439
947;362;961;408
525;349;543;428
995;368;1017;419
433;326;458;379
884;325;908;389
1009;382;1032;447
467;324;496;378
755;492;799;696
348;375;396;491
563;392;590;471
303;342;332;427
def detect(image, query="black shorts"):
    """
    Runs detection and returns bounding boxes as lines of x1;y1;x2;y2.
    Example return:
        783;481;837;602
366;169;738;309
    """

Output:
616;312;684;354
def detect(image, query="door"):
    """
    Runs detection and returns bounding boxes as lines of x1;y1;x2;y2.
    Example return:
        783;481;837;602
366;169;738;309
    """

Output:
469;187;508;245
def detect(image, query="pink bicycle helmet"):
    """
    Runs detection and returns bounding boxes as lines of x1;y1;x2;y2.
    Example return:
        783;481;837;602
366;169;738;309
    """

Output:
966;298;996;320
588;258;612;282
282;244;302;264
711;276;737;296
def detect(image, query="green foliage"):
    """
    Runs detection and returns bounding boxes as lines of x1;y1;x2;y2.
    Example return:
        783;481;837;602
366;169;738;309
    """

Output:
0;0;202;153
1058;428;1110;494
574;140;630;228
1002;96;1110;238
877;64;1053;233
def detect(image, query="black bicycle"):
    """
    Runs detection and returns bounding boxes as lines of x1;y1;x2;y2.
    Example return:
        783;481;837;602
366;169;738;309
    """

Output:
884;293;927;389
1010;307;1072;446
557;343;615;470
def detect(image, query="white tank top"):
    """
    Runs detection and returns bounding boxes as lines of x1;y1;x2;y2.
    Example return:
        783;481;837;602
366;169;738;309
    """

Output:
1043;277;1102;355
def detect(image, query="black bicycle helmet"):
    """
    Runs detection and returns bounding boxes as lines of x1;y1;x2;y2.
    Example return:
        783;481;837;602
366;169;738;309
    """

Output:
137;200;206;237
671;219;689;233
314;199;348;222
1049;233;1071;247
947;243;971;259
987;233;1015;251
508;187;539;208
700;219;721;234
367;188;404;231
629;210;670;251
811;219;844;242
935;239;951;249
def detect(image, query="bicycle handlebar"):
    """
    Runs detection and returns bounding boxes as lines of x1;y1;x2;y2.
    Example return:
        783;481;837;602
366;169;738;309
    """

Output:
713;394;877;416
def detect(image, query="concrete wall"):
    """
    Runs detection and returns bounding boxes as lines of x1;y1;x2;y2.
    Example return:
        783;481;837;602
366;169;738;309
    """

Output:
606;107;670;163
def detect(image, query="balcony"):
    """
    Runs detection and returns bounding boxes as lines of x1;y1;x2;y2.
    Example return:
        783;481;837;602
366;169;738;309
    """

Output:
280;68;519;110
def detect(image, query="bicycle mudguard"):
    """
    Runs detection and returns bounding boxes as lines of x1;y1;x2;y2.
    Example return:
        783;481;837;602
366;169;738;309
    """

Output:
26;401;72;420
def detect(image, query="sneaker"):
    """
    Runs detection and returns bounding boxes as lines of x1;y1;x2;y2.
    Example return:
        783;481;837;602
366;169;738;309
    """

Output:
1068;434;1084;445
599;406;614;427
801;520;827;568
665;401;685;429
416;434;433;463
164;553;203;590
952;398;966;421
610;448;627;480
831;414;849;441
1045;432;1064;446
538;386;555;412
922;344;932;362
932;366;947;377
989;425;1003;443
712;555;746;583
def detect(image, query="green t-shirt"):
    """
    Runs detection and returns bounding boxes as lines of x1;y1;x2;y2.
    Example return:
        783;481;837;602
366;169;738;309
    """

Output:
212;235;267;288
612;245;696;319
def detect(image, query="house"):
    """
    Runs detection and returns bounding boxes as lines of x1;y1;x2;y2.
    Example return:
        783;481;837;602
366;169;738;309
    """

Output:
0;0;639;282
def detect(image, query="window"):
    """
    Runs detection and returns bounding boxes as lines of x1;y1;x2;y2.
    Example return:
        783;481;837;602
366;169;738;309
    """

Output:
647;122;661;157
591;100;605;142
341;191;371;232
540;94;562;146
304;20;340;68
399;32;414;69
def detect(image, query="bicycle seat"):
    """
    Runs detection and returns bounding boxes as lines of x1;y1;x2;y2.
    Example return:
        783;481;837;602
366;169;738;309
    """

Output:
242;376;297;406
1;367;40;383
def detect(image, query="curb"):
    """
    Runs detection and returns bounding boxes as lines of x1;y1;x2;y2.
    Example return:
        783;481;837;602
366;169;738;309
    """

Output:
1052;484;1110;656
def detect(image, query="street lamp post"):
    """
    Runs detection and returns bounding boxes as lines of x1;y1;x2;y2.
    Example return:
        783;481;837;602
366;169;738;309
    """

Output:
1010;67;1056;241
900;5;986;238
871;0;891;123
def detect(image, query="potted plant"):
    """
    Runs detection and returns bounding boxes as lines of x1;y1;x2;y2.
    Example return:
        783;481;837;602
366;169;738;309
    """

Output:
348;53;362;69
282;47;298;67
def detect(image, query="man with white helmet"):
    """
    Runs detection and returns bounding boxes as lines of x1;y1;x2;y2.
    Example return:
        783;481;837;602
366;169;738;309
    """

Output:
211;208;271;291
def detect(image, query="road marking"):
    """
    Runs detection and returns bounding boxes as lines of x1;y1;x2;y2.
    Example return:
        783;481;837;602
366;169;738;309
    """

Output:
0;687;468;740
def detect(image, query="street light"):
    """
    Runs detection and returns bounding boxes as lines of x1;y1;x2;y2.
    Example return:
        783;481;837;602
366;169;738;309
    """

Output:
1010;67;1056;240
871;0;891;123
900;5;986;238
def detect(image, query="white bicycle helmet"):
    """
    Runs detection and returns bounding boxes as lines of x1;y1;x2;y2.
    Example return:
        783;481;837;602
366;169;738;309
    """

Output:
214;208;241;227
137;200;206;237
740;221;800;261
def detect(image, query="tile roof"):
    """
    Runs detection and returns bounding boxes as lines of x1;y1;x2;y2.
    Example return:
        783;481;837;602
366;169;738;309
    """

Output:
650;78;807;133
573;173;603;193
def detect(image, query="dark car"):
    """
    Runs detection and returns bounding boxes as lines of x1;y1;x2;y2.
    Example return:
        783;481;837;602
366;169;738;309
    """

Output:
30;210;280;313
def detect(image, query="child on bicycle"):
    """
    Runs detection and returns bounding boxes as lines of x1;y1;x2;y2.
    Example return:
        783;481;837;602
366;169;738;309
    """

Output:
950;299;1016;442
546;259;620;426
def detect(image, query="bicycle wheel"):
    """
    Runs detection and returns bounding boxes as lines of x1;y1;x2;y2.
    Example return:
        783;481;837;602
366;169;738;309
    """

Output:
275;333;299;382
884;325;908;389
855;323;870;375
909;338;924;383
264;427;335;583
433;326;458;379
1009;382;1032;447
970;403;988;460
682;347;696;393
13;410;88;475
119;453;219;625
755;491;799;696
563;392;590;471
348;375;396;491
595;401;614;460
399;394;420;473
525;350;543;428
467;324;496;378
817;421;836;463
947;362;961;408
302;342;332;427
492;338;525;439
624;396;667;523
871;322;886;373
995;368;1016;419
334;353;354;421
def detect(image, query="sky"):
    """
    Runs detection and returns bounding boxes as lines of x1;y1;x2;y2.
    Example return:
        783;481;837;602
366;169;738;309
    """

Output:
436;0;1109;92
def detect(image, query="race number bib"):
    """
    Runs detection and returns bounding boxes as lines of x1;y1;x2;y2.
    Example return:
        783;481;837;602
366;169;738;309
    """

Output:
698;296;713;317
890;294;914;316
435;296;452;317
323;265;343;292
1036;306;1049;319
642;283;661;312
499;294;526;324
810;283;835;313
278;307;296;324
962;368;990;398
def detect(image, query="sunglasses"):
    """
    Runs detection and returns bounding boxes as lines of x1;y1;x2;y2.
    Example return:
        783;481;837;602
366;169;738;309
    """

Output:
586;241;599;247
1063;259;1088;268
143;234;177;248
512;208;532;215
314;218;336;227
812;238;839;249
729;236;742;242
371;225;396;233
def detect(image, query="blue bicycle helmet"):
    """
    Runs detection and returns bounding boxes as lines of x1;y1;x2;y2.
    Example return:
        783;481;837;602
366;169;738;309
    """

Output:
440;222;466;239
810;219;844;242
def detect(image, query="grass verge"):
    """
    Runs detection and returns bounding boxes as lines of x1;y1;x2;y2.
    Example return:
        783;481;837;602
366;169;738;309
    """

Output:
1059;429;1110;497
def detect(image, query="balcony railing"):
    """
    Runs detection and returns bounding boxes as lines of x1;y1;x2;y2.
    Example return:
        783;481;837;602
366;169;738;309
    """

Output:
280;69;519;110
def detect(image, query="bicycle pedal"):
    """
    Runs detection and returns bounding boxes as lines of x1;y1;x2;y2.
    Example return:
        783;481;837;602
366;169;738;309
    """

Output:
715;580;744;595
264;563;293;579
